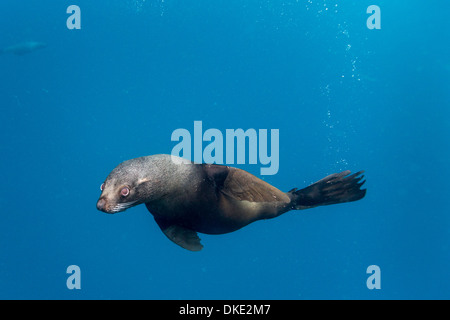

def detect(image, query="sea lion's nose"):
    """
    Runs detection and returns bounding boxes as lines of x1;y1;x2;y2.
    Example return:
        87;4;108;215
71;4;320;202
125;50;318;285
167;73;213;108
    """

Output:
97;198;106;212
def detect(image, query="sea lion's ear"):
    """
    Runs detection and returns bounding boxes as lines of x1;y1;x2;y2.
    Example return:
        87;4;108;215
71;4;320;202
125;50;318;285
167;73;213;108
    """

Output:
154;217;203;251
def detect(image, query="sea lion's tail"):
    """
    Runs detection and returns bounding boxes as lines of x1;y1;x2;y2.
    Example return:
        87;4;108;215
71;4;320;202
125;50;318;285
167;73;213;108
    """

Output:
288;170;366;210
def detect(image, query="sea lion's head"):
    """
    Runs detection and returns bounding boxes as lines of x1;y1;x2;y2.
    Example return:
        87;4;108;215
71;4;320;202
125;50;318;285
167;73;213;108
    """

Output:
96;157;162;214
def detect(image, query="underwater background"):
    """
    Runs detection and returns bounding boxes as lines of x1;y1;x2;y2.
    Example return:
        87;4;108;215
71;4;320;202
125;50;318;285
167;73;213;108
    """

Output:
0;0;448;299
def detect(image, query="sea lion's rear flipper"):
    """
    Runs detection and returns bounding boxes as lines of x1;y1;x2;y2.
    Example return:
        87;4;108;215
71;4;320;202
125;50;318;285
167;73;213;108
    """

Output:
290;170;366;210
154;217;203;251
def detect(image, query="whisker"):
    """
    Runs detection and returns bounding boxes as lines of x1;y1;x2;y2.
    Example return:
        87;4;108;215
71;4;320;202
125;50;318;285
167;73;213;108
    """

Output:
112;200;138;212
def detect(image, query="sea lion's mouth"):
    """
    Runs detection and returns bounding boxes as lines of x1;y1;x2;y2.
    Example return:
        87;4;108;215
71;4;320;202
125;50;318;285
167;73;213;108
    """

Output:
96;198;138;213
109;200;138;213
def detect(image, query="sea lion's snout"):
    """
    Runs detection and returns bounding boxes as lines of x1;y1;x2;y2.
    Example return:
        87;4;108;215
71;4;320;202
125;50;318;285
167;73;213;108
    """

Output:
96;198;108;213
96;197;117;214
96;194;138;214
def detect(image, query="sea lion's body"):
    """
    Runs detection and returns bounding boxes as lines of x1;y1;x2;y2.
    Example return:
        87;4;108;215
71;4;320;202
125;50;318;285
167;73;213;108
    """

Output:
97;154;366;251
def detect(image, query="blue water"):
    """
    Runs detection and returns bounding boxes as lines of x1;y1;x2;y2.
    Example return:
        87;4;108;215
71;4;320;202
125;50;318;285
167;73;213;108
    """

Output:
0;0;448;299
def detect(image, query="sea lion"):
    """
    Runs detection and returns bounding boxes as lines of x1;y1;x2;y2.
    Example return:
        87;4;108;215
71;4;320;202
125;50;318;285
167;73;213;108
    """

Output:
96;154;366;251
1;41;47;55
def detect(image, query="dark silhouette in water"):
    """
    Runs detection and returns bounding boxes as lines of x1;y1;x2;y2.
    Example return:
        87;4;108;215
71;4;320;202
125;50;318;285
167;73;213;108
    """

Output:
1;41;47;55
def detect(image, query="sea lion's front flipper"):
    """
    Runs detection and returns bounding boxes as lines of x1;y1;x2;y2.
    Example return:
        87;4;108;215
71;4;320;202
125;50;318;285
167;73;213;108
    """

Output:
202;164;289;203
154;217;203;251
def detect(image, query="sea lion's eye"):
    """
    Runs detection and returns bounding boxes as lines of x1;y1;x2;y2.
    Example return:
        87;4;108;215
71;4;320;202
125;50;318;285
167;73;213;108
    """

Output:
100;183;105;191
120;187;130;197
